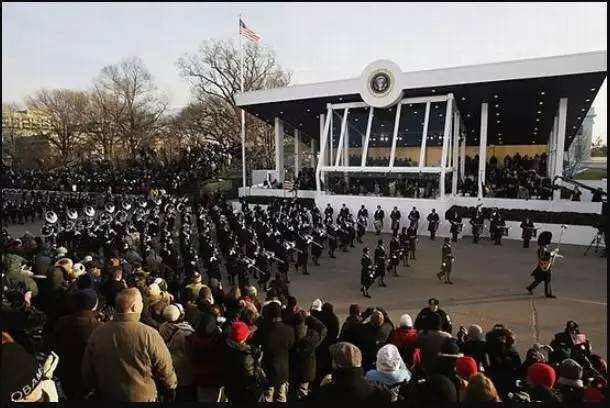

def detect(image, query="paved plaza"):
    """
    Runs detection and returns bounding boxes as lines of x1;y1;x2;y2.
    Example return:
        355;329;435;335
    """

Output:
6;221;607;358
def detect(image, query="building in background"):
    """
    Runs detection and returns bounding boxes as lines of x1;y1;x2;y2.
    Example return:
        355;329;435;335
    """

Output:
2;107;53;168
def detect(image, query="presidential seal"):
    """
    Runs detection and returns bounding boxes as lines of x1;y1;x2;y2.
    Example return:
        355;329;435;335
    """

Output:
360;60;403;108
371;72;391;95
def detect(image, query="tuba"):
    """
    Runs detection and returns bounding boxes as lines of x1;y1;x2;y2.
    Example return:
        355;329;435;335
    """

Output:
45;210;58;224
67;208;78;221
105;202;116;214
84;206;96;218
121;201;132;211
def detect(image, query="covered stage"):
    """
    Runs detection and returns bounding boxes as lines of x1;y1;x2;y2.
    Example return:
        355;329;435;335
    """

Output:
236;51;607;246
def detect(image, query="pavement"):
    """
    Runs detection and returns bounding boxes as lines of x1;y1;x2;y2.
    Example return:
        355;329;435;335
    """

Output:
5;220;607;358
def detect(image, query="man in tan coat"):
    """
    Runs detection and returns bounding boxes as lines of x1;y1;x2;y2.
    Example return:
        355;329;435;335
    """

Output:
82;288;177;402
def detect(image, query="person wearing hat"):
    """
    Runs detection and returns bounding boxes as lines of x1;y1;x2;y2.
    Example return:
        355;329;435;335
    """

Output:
389;314;420;370
159;304;196;401
458;324;488;371
463;372;502;403
436;238;454;284
556;358;585;405
364;344;411;401
44;289;101;399
222;321;258;403
414;298;453;334
523;362;561;403
309;342;392;403
82;288;177;402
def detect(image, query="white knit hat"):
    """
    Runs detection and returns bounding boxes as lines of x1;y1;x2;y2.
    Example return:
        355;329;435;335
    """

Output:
311;299;322;311
162;304;181;322
399;314;413;328
376;344;404;372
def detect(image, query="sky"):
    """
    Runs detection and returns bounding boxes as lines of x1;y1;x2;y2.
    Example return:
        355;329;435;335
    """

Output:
2;2;607;143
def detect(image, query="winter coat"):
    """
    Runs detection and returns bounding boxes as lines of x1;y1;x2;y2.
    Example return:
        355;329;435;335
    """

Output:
159;321;195;387
46;310;101;399
461;340;489;370
222;339;258;403
185;331;224;388
291;316;328;383
252;319;295;385
389;327;421;370
2;253;39;297
415;329;453;374
339;315;362;344
82;313;177;402
309;367;393;403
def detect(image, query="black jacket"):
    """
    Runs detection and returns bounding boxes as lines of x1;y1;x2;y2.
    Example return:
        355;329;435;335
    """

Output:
290;316;327;383
222;339;258;403
253;319;295;385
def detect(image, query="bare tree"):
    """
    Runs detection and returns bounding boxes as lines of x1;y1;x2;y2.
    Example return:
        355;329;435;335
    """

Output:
95;57;168;161
25;89;90;163
177;39;291;168
83;86;125;161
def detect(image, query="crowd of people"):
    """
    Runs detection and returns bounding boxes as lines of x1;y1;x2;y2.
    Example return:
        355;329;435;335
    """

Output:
0;145;228;195
1;188;607;403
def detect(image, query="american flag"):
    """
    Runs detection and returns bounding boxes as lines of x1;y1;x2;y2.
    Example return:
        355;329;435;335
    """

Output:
239;18;261;44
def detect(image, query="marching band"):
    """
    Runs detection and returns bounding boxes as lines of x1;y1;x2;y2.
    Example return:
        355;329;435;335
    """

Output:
3;188;571;300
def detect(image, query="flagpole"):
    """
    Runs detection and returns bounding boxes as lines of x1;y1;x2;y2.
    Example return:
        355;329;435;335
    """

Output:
239;14;247;192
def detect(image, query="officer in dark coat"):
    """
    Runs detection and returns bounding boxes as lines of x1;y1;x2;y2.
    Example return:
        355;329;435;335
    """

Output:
520;217;535;248
387;236;401;277
414;298;453;333
326;221;337;258
408;207;420;232
447;209;462;242
427;209;440;240
324;204;334;223
407;225;417;260
470;207;484;244
296;234;310;275
398;227;410;267
360;247;374;298
490;210;506;246
436;238;454;284
390;207;401;237
373;206;384;235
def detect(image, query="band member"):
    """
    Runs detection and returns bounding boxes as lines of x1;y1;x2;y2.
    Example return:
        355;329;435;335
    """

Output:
324;203;334;222
357;204;369;221
295;234;310;275
390;206;401;237
527;245;556;298
356;213;367;243
310;228;324;265
276;243;290;283
360;247;374;298
490;209;506;246
407;224;417;260
256;250;271;291
387;236;401;276
374;239;387;287
374;205;385;235
338;220;351;252
408;207;420;232
448;209;462;242
521;217;535;248
398;227;410;267
326;221;338;258
470;207;484;244
427;209;440;240
437;238;454;284
339;203;350;222
346;214;356;248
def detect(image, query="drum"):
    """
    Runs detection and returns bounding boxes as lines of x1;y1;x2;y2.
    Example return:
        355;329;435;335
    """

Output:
374;219;382;231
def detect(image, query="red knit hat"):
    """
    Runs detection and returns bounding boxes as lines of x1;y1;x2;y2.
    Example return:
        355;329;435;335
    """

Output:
527;362;557;388
456;356;478;379
230;321;250;343
583;387;605;403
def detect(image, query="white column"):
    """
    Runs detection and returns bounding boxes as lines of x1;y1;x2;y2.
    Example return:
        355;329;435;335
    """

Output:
310;138;317;168
451;109;460;195
316;108;331;192
478;103;488;198
439;96;453;199
274;117;285;183
389;103;402;167
460;130;466;181
418;102;431;168
334;109;349;166
294;129;300;177
361;107;374;167
553;98;568;201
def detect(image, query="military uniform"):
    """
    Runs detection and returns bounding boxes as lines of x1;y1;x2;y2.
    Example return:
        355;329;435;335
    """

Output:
436;240;454;284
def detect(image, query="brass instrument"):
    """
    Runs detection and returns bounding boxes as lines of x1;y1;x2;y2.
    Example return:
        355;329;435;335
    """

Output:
67;208;78;220
105;202;116;214
115;210;128;224
44;210;58;224
121;201;132;211
84;206;96;218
